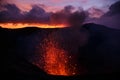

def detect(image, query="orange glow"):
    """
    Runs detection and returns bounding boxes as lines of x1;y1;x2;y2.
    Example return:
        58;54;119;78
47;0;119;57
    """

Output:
41;34;77;76
0;23;67;29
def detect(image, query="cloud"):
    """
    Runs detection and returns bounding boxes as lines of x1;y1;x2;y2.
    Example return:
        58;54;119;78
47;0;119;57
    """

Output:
87;7;104;18
50;5;75;25
105;1;120;16
50;5;86;26
0;4;23;23
87;1;120;29
0;4;50;24
0;4;86;27
0;0;7;5
23;5;50;23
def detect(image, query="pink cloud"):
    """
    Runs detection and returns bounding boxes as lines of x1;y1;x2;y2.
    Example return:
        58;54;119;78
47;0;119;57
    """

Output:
88;7;104;18
81;0;88;3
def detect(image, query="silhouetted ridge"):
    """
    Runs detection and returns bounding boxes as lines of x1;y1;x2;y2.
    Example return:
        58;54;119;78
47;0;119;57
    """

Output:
1;23;120;80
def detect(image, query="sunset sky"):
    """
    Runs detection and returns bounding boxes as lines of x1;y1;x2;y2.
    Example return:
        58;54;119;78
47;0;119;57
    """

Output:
0;0;120;28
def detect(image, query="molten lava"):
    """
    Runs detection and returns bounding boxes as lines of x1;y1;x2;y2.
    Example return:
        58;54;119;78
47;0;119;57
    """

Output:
41;34;78;76
0;23;66;29
43;37;68;75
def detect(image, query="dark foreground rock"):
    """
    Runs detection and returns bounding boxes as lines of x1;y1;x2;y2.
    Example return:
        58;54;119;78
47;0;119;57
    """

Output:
1;23;120;80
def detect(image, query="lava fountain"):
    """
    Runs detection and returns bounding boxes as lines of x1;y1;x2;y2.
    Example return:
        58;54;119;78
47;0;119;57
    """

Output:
40;33;78;76
43;36;68;75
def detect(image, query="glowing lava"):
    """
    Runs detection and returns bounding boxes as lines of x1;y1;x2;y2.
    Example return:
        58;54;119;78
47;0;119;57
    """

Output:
0;23;66;29
41;34;77;76
43;37;68;75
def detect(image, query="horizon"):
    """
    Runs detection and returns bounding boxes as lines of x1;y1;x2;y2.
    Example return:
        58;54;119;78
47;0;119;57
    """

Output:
0;0;120;29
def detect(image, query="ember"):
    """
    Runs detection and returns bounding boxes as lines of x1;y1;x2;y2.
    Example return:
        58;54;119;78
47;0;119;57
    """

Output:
41;34;78;76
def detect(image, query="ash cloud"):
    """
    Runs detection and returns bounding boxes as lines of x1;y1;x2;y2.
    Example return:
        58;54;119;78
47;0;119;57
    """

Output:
50;5;74;25
50;5;86;26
